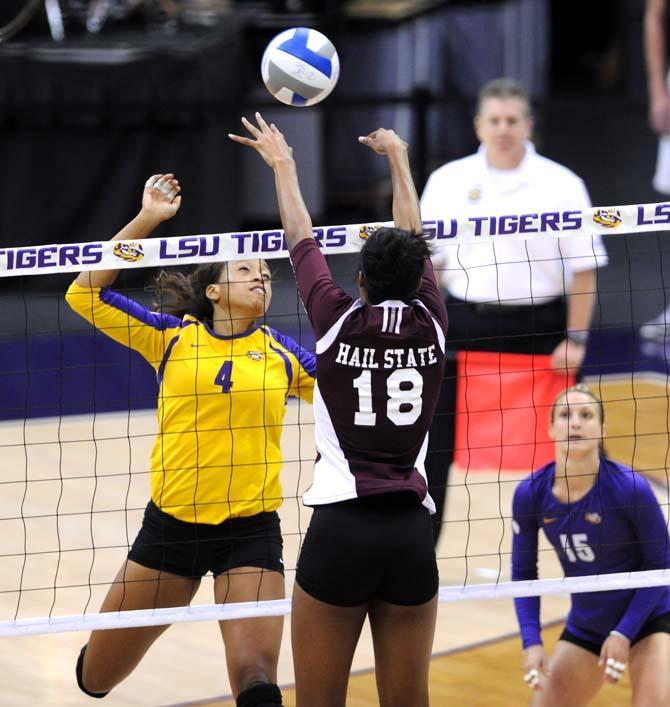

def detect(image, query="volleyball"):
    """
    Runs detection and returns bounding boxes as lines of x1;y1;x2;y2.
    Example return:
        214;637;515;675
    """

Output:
261;27;339;107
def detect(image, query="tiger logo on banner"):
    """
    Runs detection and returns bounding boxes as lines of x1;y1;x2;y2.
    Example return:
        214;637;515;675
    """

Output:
358;224;381;240
113;242;145;262
592;209;622;228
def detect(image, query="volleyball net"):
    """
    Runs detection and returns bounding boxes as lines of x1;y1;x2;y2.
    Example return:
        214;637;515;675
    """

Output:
3;201;670;638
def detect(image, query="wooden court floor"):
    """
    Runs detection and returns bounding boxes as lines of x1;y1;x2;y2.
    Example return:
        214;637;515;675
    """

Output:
193;624;632;707
0;374;666;705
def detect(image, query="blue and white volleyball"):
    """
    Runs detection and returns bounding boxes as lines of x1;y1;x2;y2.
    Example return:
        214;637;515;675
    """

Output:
261;27;339;107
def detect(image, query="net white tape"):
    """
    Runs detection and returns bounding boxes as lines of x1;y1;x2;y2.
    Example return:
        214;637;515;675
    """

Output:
2;569;670;637
4;203;670;638
1;202;667;277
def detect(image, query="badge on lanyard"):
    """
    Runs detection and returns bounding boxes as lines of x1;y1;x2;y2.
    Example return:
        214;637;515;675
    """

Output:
468;185;482;203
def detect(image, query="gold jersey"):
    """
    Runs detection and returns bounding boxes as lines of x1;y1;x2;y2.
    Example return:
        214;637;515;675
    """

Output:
66;282;315;524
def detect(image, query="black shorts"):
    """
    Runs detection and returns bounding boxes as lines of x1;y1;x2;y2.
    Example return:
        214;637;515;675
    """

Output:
296;494;438;607
128;501;284;578
560;612;670;656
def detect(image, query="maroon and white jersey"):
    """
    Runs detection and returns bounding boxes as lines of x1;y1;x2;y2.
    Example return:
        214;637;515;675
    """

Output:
290;238;448;512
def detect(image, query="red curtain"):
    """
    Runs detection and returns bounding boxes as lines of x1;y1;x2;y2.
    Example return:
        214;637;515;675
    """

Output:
454;351;575;472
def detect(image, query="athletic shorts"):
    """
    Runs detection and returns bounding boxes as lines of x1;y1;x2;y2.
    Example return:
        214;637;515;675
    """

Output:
296;494;438;607
560;611;670;656
128;500;284;578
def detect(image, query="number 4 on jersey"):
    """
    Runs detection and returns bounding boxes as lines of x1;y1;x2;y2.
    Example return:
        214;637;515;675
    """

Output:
215;360;234;393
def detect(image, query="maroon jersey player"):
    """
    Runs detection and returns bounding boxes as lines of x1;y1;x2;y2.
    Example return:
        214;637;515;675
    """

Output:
230;113;447;707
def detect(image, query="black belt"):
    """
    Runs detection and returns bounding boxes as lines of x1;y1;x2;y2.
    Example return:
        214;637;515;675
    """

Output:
449;297;564;315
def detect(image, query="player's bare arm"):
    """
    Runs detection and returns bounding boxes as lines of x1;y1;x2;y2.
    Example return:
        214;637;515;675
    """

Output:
550;268;596;372
359;129;422;234
645;0;670;134
75;173;181;289
229;113;313;251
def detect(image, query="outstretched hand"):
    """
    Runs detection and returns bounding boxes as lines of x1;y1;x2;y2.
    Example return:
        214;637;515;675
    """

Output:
228;113;294;169
358;128;407;155
142;174;182;222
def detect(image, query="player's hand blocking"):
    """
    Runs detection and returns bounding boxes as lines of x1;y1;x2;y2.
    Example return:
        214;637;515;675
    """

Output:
358;128;407;155
142;174;182;222
229;113;294;170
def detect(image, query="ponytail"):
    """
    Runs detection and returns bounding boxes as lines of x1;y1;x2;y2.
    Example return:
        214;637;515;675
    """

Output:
151;262;225;325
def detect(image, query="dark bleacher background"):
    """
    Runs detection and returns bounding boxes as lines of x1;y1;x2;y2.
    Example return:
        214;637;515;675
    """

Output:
2;0;665;420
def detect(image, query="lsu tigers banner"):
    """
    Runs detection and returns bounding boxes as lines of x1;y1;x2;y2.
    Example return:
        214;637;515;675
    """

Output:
1;202;669;277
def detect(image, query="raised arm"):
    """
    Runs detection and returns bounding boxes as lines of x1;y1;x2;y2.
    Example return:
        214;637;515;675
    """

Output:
75;174;181;289
646;0;670;134
358;129;422;233
229;113;313;252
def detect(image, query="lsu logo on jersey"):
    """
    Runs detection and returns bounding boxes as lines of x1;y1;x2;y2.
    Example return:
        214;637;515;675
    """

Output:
592;209;622;229
584;512;602;524
246;350;264;361
359;224;381;240
113;241;145;262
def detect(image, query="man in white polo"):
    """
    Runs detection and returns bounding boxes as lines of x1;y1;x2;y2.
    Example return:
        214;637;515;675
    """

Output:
420;77;608;544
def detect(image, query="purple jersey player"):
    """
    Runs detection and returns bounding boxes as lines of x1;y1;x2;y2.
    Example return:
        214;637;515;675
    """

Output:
230;114;447;707
512;384;670;706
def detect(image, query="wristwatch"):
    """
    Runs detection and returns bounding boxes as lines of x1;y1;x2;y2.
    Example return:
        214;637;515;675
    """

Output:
566;329;589;346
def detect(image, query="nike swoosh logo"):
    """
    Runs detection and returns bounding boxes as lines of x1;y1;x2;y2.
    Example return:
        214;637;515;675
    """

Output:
543;517;558;524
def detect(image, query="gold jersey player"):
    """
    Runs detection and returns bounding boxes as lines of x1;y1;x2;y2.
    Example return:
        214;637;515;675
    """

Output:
231;115;447;707
65;174;314;707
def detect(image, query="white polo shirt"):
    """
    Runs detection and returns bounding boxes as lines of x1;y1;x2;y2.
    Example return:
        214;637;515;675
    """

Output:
420;143;608;305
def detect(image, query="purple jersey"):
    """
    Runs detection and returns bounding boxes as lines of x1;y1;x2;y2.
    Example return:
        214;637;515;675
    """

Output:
512;458;670;647
290;238;447;511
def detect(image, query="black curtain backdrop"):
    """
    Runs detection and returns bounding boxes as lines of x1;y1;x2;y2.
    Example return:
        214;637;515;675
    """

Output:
0;16;249;260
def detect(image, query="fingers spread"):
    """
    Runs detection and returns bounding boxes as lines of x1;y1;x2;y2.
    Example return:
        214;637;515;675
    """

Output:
255;111;270;129
241;116;261;137
228;133;254;145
